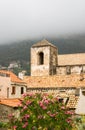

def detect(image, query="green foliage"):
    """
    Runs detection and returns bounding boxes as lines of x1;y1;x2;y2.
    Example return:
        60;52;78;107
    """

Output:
8;93;74;130
0;122;8;128
73;115;85;130
12;62;30;76
13;67;23;75
0;37;85;67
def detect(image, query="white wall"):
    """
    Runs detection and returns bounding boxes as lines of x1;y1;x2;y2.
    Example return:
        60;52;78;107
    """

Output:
75;89;85;114
0;76;11;98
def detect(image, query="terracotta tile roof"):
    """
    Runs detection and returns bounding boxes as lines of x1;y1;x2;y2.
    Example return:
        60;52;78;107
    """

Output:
0;98;21;107
0;70;24;83
55;93;79;109
67;95;79;108
49;93;79;109
0;96;78;109
32;39;57;48
58;53;85;65
23;74;85;88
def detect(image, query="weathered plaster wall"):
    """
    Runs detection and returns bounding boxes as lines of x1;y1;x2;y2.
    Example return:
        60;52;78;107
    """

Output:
31;45;58;76
9;85;26;98
75;89;85;114
56;66;66;75
0;76;11;98
27;88;76;96
56;65;85;75
0;76;26;98
50;46;58;75
31;46;50;76
71;66;82;74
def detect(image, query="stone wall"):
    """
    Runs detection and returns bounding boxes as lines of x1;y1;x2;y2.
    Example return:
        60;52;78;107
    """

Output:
27;87;76;96
56;66;66;75
31;44;58;76
50;46;58;75
56;65;85;75
31;46;50;76
0;104;18;122
71;66;82;74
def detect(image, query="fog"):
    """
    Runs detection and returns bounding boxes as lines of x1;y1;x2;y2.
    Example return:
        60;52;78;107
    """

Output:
0;0;85;44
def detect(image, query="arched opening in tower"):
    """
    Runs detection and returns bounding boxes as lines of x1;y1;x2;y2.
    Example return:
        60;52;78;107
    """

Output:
38;52;44;65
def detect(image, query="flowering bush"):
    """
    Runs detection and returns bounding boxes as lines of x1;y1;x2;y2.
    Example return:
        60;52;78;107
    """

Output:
72;115;85;130
8;93;74;130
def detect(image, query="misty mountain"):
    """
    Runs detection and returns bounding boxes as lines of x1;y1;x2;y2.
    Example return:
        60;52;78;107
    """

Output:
0;35;85;66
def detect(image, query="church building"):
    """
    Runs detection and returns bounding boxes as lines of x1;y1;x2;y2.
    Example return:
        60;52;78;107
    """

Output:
24;39;85;114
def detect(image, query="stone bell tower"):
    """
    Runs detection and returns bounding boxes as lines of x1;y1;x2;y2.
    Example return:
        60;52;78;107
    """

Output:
31;39;58;76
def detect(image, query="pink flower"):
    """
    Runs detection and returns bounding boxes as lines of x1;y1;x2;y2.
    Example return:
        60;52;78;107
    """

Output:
61;106;65;110
44;99;49;104
23;105;27;110
26;100;32;105
42;105;47;110
66;118;72;124
49;113;56;117
28;93;34;97
47;111;57;117
22;93;27;97
23;114;30;120
8;113;14;119
42;96;47;100
39;101;43;107
13;125;17;129
65;111;73;115
22;122;28;128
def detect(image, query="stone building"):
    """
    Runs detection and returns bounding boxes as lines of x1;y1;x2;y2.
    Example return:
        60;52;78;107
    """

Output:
24;39;85;114
31;40;58;76
31;39;85;76
0;98;20;122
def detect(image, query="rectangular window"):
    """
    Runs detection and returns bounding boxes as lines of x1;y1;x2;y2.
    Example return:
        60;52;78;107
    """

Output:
59;98;63;103
12;86;16;94
21;87;24;94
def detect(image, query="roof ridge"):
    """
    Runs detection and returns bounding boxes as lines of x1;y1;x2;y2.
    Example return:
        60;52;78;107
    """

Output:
32;39;57;48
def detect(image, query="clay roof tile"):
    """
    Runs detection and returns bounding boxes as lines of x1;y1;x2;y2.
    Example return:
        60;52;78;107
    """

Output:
0;70;24;83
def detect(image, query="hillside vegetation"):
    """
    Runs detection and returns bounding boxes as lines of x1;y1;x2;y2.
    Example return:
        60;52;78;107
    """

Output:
0;35;85;67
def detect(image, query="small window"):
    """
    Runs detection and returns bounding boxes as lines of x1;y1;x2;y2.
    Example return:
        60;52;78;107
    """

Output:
82;91;85;96
21;87;24;94
59;98;63;103
12;86;16;94
38;52;44;65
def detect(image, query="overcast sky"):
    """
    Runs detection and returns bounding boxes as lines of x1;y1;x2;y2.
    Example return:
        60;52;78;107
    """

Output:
0;0;85;44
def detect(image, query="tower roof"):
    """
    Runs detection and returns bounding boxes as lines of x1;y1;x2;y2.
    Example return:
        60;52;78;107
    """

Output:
32;39;57;48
